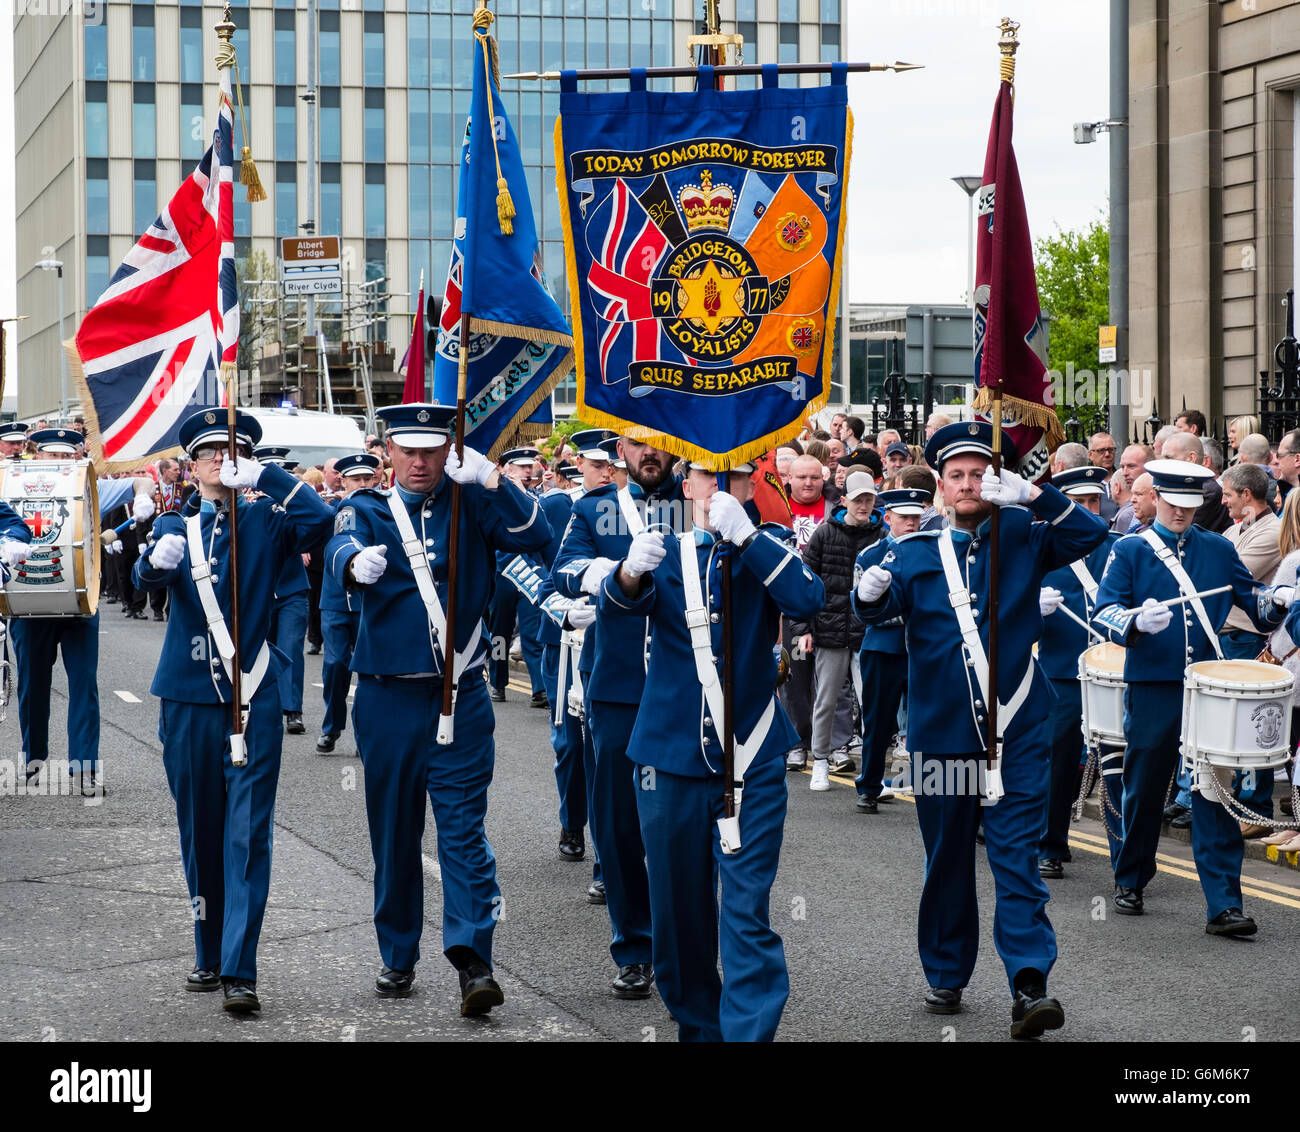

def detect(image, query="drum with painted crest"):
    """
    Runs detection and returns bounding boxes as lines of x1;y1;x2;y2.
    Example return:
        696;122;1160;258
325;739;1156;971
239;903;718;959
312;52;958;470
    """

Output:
0;459;101;618
1180;659;1293;800
1079;641;1126;748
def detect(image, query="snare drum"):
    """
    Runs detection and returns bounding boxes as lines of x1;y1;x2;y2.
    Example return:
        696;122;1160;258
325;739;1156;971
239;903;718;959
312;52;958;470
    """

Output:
1180;659;1293;800
0;459;101;618
1080;642;1127;748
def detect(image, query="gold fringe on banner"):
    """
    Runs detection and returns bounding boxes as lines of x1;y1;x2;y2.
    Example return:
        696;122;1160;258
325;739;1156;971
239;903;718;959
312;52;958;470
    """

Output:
973;385;1067;450
468;316;572;348
482;350;575;463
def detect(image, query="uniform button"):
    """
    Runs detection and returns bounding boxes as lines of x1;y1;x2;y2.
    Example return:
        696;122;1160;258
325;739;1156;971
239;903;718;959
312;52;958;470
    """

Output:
710;613;719;624
971;541;980;550
425;539;435;547
702;737;711;746
970;608;979;618
704;717;713;728
209;557;218;567
975;700;984;709
423;510;432;520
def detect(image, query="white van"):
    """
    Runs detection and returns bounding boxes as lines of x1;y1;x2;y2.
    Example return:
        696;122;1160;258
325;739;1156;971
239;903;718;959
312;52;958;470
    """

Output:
245;407;369;468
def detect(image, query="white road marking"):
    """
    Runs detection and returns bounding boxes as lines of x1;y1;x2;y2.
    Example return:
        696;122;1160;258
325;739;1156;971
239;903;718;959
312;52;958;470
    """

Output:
422;853;441;882
113;690;141;703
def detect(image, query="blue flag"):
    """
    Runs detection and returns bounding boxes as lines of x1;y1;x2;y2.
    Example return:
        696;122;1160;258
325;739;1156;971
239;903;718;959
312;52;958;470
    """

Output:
431;21;573;459
555;65;852;469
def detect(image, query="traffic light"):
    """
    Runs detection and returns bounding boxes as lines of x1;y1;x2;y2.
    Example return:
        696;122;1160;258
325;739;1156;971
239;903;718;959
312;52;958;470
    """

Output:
425;293;442;358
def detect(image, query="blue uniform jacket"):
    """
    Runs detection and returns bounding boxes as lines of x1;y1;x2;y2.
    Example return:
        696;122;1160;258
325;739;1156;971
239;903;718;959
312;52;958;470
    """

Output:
1093;521;1286;683
852;535;905;656
532;488;576;647
326;475;551;677
552;477;685;704
133;463;334;703
598;525;825;777
274;547;309;600
1038;531;1118;680
860;486;1109;754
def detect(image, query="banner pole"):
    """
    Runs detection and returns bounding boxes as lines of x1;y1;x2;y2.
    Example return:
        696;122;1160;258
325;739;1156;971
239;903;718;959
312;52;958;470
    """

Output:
503;61;922;81
437;310;471;745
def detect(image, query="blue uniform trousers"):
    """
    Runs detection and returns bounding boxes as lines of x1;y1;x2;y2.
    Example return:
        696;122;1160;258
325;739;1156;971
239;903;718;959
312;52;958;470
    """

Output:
1098;747;1125;866
912;732;1057;996
489;585;544;695
585;698;652;967
856;649;906;798
1220;629;1274;817
353;674;499;971
320;609;357;738
12;613;100;770
635;754;789;1043
516;600;545;697
1041;678;1084;859
540;643;586;831
270;591;308;714
1115;681;1245;919
583;704;601;884
159;686;282;981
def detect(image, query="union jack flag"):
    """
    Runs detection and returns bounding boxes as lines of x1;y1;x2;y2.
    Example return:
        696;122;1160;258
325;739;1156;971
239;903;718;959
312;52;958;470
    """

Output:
70;64;238;471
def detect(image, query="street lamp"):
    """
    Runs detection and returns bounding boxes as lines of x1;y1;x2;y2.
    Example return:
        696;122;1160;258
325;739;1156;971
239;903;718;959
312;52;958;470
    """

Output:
35;258;68;421
951;176;981;306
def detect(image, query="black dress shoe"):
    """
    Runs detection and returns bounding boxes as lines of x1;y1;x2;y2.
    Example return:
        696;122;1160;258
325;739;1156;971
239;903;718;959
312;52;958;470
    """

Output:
24;759;44;785
186;966;221;992
459;961;504;1016
856;794;878;814
307;643;322;655
126;609;146;620
611;962;654;999
924;987;963;1015
375;966;415;997
1170;810;1192;830
1206;908;1257;937
585;878;606;905
80;769;105;798
221;978;261;1014
284;712;305;735
316;732;338;754
1113;885;1144;915
489;687;506;703
1038;857;1064;879
152;610;165;622
558;829;585;861
1163;801;1189;822
530;691;549;709
1010;986;1064;1039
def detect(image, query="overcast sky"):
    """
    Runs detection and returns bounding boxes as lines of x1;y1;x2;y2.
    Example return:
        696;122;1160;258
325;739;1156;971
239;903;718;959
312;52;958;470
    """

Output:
0;1;1113;387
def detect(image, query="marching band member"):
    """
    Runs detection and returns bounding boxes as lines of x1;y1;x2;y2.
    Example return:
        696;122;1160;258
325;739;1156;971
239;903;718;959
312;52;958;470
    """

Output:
1035;465;1118;878
316;452;382;754
255;446;310;736
0;422;28;460
856;422;1108;1039
552;432;684;999
133;409;334;1013
12;428;147;797
600;463;824;1042
325;404;551;1015
488;446;547;706
1092;460;1294;935
851;481;933;813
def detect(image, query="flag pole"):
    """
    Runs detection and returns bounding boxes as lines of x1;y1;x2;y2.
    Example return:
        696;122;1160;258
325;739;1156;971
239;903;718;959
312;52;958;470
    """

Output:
503;61;921;81
437;313;470;746
985;18;1021;784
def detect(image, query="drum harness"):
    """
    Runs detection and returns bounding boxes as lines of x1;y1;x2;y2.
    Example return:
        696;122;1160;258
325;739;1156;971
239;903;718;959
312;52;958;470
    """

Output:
185;512;271;750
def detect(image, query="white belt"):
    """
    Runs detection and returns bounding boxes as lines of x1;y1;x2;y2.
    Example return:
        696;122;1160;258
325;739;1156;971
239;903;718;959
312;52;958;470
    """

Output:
184;513;271;767
678;531;775;855
386;494;483;744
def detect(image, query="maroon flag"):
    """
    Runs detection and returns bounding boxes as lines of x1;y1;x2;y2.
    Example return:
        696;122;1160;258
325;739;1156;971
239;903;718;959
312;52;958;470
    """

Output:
971;81;1063;482
401;284;426;404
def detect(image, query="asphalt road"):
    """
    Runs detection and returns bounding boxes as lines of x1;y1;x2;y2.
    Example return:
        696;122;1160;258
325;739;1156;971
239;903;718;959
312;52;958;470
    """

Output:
2;605;1297;1044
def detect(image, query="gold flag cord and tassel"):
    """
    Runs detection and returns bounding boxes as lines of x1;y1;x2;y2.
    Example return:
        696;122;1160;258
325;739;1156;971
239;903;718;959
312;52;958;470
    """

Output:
474;5;516;235
215;6;266;203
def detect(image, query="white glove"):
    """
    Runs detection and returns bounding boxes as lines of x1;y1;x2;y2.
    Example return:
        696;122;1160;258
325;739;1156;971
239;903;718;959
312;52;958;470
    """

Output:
980;466;1032;507
148;532;186;571
1134;597;1172;635
566;602;597;630
580;556;618;595
0;539;28;569
132;494;156;524
445;445;494;487
1273;586;1296;609
106;539;123;556
219;455;264;490
709;491;757;545
623;530;666;579
350;545;388;585
856;564;892;604
1039;586;1064;617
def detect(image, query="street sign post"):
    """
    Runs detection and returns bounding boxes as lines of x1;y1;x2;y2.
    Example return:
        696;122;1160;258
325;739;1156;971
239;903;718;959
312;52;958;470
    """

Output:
281;236;342;296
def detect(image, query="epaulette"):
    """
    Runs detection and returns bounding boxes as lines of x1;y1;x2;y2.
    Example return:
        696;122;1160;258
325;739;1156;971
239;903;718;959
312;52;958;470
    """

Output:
895;529;942;543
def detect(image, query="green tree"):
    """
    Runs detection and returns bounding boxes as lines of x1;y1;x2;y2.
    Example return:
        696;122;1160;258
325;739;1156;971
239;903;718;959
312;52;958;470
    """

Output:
1034;214;1109;434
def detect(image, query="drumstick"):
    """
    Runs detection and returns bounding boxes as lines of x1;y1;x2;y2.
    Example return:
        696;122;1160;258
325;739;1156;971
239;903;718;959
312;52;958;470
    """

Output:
1053;601;1104;641
1120;585;1231;618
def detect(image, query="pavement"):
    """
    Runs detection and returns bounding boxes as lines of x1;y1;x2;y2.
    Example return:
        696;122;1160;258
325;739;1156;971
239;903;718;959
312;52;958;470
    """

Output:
2;606;1298;1043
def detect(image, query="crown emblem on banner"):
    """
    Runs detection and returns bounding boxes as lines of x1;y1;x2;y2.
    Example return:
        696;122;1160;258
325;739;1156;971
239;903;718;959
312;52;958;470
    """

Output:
680;170;735;231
